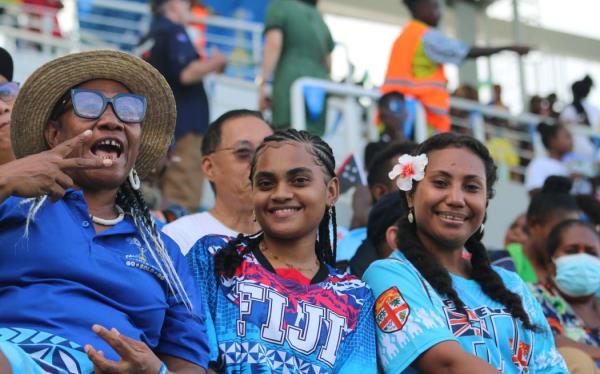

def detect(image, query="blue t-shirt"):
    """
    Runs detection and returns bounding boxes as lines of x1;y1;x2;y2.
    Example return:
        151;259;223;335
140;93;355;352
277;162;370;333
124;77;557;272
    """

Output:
0;191;209;368
143;16;209;138
187;235;377;373
363;250;567;373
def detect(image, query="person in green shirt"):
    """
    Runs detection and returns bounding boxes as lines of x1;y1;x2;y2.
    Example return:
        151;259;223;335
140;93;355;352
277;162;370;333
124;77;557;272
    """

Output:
258;0;334;135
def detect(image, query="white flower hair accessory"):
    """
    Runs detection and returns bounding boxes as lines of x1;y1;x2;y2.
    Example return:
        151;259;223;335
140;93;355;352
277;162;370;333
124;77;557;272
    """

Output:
388;154;428;191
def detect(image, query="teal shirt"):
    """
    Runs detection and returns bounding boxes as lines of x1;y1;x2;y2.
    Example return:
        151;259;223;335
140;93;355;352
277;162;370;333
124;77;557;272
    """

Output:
363;250;567;373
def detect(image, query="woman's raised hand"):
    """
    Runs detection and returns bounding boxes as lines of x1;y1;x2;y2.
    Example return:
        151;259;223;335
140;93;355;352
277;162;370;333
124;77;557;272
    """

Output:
0;130;112;202
85;324;164;374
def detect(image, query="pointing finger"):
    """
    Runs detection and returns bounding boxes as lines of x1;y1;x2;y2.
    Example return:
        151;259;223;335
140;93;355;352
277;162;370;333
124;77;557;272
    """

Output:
52;130;93;157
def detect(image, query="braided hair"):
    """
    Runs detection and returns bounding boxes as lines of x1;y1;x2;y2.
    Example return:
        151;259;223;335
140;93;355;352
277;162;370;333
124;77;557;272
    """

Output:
395;132;538;330
215;128;338;277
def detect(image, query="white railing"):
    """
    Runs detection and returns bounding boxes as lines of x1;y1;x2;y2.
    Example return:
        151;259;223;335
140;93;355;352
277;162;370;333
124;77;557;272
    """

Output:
290;77;600;181
0;0;264;78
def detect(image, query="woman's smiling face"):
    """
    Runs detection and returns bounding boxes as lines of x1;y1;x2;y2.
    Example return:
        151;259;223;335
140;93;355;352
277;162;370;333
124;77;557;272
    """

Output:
408;147;487;251
251;142;338;241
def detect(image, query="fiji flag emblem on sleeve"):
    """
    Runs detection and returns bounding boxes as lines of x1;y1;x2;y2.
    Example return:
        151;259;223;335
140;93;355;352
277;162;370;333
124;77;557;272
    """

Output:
375;287;410;333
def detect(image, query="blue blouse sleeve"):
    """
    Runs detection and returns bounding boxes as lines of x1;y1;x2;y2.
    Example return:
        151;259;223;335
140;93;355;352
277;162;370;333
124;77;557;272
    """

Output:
334;290;378;373
363;257;456;373
155;234;210;369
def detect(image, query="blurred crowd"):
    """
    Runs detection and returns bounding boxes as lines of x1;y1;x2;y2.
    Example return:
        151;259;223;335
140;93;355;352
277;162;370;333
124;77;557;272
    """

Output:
0;0;600;373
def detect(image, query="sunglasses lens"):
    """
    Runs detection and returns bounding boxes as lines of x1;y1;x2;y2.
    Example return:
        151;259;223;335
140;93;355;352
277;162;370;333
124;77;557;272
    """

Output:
0;82;19;102
72;90;104;118
114;95;146;123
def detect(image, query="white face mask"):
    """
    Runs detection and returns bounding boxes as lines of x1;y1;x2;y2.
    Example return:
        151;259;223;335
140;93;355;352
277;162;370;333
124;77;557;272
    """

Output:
554;253;600;297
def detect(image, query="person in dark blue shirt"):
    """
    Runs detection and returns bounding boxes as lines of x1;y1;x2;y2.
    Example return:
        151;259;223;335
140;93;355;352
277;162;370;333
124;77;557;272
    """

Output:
0;50;209;374
141;0;228;213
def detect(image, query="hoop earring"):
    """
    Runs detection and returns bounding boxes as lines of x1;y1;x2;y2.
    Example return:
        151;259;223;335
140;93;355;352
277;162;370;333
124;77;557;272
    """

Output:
128;168;141;191
407;208;414;224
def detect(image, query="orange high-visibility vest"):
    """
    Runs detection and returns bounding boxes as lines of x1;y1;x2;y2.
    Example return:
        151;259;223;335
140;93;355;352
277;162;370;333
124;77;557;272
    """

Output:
382;20;451;132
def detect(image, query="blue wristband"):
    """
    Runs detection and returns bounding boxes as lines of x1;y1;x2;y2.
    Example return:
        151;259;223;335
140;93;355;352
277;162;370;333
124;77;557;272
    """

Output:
158;362;168;374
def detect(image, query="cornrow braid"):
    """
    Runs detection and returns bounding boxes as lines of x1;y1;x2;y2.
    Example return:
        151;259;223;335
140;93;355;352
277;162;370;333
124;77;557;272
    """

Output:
398;132;537;331
250;129;338;267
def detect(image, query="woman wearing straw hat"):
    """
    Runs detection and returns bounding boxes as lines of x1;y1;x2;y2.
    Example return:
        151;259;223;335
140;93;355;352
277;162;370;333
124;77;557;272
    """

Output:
0;50;208;373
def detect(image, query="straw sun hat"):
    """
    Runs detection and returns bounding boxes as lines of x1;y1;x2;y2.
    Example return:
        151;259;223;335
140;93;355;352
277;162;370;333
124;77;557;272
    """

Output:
10;49;176;178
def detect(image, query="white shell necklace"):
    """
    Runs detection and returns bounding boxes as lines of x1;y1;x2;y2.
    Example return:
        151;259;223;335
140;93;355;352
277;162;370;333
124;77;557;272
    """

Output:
90;205;125;226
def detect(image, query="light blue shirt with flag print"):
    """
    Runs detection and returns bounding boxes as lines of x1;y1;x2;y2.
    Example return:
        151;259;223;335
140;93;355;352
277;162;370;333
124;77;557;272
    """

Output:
363;250;567;373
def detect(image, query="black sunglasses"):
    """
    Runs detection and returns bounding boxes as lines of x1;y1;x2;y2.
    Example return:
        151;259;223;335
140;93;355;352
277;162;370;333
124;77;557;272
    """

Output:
57;88;147;123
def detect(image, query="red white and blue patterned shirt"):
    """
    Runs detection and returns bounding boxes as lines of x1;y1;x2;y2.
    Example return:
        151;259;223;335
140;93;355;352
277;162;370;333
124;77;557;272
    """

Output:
187;235;377;373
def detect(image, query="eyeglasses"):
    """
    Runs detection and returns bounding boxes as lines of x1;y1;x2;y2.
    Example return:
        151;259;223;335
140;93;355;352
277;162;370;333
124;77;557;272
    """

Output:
68;88;147;123
0;82;19;103
213;146;255;162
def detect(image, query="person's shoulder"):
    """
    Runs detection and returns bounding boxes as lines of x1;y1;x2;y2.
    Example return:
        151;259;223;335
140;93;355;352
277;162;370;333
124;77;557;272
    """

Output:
489;249;517;272
491;265;527;290
163;211;234;243
365;251;415;274
187;234;243;258
364;251;422;286
150;16;180;33
163;212;210;233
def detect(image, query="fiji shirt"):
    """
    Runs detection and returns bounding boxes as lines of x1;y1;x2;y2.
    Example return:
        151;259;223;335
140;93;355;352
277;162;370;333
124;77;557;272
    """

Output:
363;250;567;373
0;190;209;368
187;234;377;373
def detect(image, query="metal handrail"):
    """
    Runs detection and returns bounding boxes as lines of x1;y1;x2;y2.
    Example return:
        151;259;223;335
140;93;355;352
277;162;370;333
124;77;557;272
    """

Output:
290;77;599;182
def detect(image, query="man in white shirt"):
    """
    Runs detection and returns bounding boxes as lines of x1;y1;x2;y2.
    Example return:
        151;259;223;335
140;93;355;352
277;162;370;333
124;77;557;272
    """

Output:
163;109;273;254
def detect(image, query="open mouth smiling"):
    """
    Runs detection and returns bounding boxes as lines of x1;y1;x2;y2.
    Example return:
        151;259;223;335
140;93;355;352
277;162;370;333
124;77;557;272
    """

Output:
268;206;302;218
436;211;469;223
90;138;124;161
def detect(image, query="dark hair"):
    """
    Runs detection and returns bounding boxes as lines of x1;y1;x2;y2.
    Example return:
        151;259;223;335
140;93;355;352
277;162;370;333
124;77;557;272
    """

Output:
537;122;565;150
546;219;600;258
526;176;578;226
576;195;600;225
214;129;337;276
395;132;538;330
377;91;405;110
201;109;265;156
367;142;417;190
298;0;318;5
367;191;406;258
572;76;594;125
403;0;421;11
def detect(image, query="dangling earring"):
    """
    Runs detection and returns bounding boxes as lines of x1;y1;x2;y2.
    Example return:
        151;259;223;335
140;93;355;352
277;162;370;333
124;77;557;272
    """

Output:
251;210;257;222
479;224;485;236
407;208;414;224
328;205;333;219
128;168;141;190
